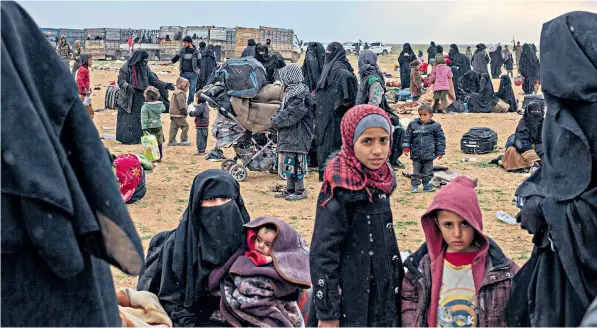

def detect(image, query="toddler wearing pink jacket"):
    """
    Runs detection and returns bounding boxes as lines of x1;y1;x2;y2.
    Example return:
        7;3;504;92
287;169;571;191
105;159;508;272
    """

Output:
430;55;453;113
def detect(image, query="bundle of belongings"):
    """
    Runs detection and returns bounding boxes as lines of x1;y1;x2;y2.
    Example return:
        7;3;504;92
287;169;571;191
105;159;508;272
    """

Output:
108;151;151;204
207;217;312;327
117;288;172;327
401;166;469;188
419;83;456;109
392;101;420;115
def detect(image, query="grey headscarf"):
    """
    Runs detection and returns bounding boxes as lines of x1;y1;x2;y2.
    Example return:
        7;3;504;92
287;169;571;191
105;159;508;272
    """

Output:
358;50;383;81
279;64;308;105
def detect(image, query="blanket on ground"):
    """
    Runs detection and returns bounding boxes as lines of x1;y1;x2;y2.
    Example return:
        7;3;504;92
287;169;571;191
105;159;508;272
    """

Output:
502;147;540;171
117;288;172;327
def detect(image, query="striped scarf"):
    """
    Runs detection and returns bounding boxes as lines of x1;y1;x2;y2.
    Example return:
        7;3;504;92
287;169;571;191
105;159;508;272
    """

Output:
279;64;308;105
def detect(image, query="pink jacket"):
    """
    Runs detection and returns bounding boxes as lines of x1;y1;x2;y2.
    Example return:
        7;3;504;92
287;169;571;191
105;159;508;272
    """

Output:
430;64;453;91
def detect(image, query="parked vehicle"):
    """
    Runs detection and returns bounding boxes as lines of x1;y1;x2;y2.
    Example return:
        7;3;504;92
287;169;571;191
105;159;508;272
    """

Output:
84;28;121;60
40;27;59;48
234;26;300;63
118;28;160;59
343;41;363;55
159;26;183;61
369;42;392;56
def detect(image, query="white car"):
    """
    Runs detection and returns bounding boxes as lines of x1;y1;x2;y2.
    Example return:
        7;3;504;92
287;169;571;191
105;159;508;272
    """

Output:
369;42;392;56
343;42;361;55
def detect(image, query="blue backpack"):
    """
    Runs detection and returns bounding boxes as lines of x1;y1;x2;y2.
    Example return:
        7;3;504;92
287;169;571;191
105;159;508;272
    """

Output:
218;57;267;98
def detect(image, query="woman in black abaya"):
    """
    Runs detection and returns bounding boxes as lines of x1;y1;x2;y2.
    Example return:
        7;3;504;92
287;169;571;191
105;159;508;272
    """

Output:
117;50;173;144
397;43;416;89
255;44;286;83
467;73;497;113
198;44;217;90
302;42;325;92
427;41;437;64
518;43;540;95
507;12;597;327
137;170;251;327
495;75;517;112
313;42;358;181
1;3;144;325
489;45;504;79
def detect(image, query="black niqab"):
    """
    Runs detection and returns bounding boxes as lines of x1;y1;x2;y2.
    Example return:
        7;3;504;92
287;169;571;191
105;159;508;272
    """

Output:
398;43;417;89
495;75;517;112
449;43;471;79
173;170;250;307
316;42;354;91
427;41;437;62
519;43;540;94
198;44;216;89
1;2;143;325
255;44;285;83
489;45;504;78
509;11;597;327
128;50;149;88
302;42;325;91
467;73;496;113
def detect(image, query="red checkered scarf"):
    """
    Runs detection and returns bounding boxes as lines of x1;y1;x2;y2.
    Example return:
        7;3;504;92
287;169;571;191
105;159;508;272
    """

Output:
321;105;395;207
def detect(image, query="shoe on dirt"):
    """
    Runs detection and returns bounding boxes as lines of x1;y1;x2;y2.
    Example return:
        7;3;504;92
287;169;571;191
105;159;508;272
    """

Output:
179;141;191;146
205;149;225;162
423;184;436;192
392;160;406;169
286;190;307;201
275;189;294;198
411;185;420;193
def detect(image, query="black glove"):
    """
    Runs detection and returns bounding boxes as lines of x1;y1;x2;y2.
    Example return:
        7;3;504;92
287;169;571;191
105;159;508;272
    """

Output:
517;195;547;235
390;115;400;126
126;85;135;93
166;83;175;91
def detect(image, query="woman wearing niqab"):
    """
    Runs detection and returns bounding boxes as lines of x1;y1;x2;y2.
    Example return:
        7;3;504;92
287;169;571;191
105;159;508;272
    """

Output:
398;43;416;89
427;41;437;63
507;11;597;327
302;42;325;92
495;75;517;112
1;2;144;325
448;44;471;91
198;44;217;90
313;42;358;181
467;73;497;113
518;43;540;95
489;45;504;79
137;170;251;327
117;50;172;144
255;44;286;83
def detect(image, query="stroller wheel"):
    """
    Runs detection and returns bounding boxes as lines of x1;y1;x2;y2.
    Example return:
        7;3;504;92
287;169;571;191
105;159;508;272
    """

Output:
229;164;248;182
268;164;277;175
221;159;237;172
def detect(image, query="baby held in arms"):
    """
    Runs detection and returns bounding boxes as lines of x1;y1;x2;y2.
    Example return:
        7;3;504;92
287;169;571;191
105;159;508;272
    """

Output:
245;224;277;266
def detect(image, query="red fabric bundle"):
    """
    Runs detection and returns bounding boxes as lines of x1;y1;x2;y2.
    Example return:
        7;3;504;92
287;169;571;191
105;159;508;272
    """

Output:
113;154;143;203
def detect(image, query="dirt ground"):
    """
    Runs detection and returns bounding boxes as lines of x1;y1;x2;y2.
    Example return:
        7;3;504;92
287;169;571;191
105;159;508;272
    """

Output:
86;55;535;288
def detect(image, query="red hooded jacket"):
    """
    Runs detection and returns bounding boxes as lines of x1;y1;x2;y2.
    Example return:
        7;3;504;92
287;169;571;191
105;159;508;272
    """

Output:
401;176;519;327
76;64;90;95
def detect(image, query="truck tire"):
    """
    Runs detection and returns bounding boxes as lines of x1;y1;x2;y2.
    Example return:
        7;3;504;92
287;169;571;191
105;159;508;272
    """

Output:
291;52;300;63
382;50;388;56
346;49;352;55
115;50;121;60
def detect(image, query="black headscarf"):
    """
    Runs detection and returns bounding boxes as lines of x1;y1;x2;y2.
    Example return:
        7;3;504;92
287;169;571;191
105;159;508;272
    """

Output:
356;49;387;106
467;73;496;113
514;101;545;153
449;43;471;76
248;39;256;47
509;11;597;327
448;44;460;57
128;50;149;89
519;44;540;79
302;42;325;91
495;75;517;112
316;41;354;91
459;69;481;94
427;41;437;58
399;42;415;58
1;2;143;324
79;53;90;68
173;170;250;307
255;44;285;83
475;43;487;53
436;44;444;54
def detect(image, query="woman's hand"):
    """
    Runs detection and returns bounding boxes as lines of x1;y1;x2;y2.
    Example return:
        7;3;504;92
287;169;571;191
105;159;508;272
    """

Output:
318;320;340;327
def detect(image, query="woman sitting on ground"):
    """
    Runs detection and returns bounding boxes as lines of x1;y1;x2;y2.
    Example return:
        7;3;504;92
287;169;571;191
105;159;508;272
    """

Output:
501;101;544;172
137;170;250;326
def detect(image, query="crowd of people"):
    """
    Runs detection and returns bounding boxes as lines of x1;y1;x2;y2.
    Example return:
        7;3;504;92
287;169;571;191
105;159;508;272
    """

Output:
2;1;597;327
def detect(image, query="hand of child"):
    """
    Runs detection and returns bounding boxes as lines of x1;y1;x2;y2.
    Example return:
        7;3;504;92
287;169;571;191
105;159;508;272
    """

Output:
438;154;444;160
318;320;340;327
264;256;273;264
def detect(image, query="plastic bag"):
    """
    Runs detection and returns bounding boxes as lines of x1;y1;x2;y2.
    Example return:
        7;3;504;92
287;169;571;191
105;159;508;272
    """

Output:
514;75;524;86
83;96;91;106
141;134;160;162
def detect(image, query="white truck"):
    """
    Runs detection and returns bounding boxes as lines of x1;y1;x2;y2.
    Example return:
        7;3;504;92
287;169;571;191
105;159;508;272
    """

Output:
369;42;392;56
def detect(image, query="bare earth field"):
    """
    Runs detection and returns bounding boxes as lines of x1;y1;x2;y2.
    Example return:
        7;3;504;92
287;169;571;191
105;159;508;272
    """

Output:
85;55;535;288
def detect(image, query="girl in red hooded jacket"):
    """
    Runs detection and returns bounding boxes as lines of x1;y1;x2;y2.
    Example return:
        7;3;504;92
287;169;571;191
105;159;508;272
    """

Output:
400;176;519;327
75;53;93;118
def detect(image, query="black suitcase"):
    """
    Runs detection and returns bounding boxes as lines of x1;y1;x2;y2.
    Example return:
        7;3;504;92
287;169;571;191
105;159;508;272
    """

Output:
460;127;498;154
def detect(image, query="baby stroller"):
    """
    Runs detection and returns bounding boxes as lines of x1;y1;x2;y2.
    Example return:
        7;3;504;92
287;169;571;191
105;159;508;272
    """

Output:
199;91;278;182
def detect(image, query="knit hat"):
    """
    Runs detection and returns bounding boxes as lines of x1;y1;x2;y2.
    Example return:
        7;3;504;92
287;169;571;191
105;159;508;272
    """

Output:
353;113;392;144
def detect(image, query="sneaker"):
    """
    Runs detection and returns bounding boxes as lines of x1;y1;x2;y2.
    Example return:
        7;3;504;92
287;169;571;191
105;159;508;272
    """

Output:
423;184;436;192
205;149;225;162
392;160;406;169
275;189;294;199
179;141;191;146
286;190;307;201
168;142;179;146
195;151;206;156
411;186;420;193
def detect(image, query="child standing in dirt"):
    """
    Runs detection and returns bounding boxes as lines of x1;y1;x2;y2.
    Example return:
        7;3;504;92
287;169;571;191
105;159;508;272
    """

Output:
401;176;519;327
309;105;404;327
410;60;423;101
430;55;453;113
141;86;166;161
402;104;446;193
271;64;315;201
189;93;210;156
168;77;190;146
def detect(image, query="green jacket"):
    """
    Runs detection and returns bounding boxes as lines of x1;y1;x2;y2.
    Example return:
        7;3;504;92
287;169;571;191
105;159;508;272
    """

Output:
140;101;165;130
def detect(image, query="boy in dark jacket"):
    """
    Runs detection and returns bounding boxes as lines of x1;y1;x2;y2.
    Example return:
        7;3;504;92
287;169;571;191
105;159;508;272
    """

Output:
401;176;518;327
189;93;210;156
402;104;446;192
271;64;315;201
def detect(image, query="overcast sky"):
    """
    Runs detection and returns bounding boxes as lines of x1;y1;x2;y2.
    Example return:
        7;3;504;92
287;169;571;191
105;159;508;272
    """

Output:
19;0;597;44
